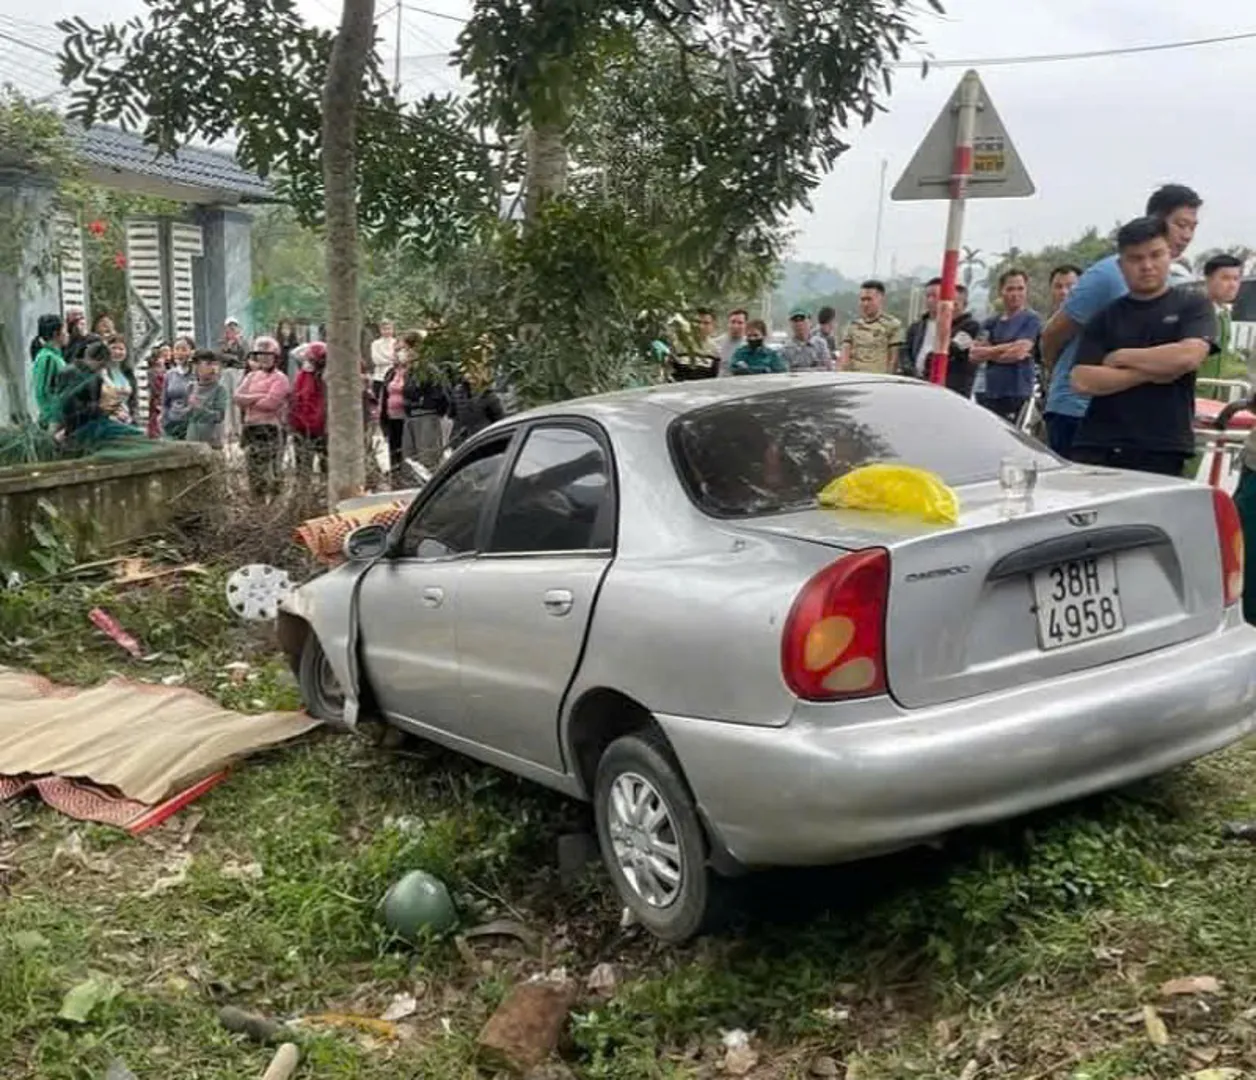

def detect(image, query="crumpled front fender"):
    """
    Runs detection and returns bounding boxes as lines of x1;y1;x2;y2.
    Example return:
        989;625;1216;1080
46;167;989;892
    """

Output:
279;560;376;728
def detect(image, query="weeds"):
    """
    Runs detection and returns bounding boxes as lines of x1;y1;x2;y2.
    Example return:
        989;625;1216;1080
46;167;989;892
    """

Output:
3;535;1256;1077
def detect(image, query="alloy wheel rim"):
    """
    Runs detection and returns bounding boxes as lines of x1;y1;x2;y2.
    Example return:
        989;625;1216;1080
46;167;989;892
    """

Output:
607;771;683;908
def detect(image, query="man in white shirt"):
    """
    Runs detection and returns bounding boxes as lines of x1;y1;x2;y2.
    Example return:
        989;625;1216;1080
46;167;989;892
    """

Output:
714;308;748;378
370;319;397;401
1199;252;1243;393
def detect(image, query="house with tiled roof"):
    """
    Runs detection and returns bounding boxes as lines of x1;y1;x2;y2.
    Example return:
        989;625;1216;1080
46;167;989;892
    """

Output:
2;124;273;421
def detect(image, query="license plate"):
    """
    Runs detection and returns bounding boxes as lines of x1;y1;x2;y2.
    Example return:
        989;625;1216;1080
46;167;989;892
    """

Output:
1032;554;1124;650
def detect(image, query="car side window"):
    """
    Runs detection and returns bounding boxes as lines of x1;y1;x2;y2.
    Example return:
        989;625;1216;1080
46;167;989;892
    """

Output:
398;440;510;559
488;426;613;554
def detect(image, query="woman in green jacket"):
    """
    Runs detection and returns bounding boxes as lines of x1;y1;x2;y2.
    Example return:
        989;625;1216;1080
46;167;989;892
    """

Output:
30;314;67;425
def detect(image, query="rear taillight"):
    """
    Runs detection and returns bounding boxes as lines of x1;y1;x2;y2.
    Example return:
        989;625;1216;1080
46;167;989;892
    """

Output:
781;548;889;701
1213;488;1245;608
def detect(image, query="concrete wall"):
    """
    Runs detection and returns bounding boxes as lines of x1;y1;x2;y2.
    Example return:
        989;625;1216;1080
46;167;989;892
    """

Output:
0;446;214;564
0;169;60;424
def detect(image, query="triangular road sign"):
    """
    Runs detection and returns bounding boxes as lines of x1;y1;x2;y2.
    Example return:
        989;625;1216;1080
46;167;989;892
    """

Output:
891;70;1034;202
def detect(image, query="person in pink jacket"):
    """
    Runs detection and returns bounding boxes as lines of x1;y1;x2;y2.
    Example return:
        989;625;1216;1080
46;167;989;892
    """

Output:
235;335;291;499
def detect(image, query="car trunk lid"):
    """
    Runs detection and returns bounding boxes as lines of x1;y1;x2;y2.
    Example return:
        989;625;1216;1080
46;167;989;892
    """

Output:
733;468;1226;709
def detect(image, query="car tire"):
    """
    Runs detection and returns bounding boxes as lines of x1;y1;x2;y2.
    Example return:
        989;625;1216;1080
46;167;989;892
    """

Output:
298;633;348;729
593;730;721;943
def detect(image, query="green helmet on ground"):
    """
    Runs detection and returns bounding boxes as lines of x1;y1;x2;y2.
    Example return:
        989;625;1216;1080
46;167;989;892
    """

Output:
378;870;457;940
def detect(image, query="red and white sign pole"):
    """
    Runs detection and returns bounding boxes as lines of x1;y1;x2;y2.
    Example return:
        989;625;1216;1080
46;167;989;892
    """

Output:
928;71;981;387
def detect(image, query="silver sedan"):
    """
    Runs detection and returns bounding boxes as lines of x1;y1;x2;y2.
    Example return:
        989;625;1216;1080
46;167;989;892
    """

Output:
280;373;1256;942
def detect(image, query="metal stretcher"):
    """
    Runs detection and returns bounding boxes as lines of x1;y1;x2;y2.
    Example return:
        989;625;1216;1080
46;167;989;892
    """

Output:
1194;378;1253;492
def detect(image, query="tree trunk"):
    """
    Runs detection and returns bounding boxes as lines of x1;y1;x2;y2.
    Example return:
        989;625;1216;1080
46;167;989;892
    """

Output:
321;0;375;504
523;121;568;222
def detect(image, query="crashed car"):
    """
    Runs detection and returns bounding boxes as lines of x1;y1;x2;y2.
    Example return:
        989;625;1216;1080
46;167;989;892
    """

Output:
281;373;1256;942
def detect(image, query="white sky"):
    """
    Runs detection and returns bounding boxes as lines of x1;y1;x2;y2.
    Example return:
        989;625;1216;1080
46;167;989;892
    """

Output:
2;0;1254;279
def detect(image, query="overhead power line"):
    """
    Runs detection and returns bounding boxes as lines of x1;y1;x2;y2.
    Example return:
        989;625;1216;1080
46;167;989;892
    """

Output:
894;28;1256;70
401;4;465;25
0;28;59;59
4;15;1252;82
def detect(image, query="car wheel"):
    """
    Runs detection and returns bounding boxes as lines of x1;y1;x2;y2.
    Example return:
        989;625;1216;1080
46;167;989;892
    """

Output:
593;731;718;943
298;633;347;728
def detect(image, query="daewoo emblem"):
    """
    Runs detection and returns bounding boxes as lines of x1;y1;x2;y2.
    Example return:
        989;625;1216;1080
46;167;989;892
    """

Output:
1067;511;1098;527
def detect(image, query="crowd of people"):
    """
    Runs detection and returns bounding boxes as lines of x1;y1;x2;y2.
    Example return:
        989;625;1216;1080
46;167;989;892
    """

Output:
25;179;1253;566
664;183;1243;487
665;180;1256;619
26;313;507;500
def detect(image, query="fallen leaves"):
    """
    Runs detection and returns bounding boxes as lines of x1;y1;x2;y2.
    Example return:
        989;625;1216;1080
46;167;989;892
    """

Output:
1142;1004;1170;1047
59;975;121;1023
586;962;616;995
138;853;193;898
720;1029;758;1076
463;917;539;951
113;559;207;587
295;1013;400;1040
51;831;113;875
1161;975;1224;997
220;859;264;882
380;992;418;1023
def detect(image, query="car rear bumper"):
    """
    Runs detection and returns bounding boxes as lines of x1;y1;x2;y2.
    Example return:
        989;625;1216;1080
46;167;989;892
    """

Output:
658;616;1256;867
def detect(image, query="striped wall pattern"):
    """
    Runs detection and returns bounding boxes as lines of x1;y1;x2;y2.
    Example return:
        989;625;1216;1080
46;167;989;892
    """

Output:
56;213;87;317
169;222;204;341
125;218;164;420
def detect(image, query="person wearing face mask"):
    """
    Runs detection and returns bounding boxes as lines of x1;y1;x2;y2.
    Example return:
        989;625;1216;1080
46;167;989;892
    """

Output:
162;337;196;439
729;319;787;375
234;336;291;499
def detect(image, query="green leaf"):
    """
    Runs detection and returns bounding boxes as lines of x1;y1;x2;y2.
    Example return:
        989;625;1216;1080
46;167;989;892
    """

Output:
58;975;121;1024
29;549;57;576
12;930;50;951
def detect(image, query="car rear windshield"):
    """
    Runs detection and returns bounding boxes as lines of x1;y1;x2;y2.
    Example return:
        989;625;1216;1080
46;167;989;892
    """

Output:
669;381;1059;518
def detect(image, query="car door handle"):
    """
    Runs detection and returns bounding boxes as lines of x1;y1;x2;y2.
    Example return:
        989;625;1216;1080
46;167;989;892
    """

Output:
543;589;574;616
422;586;444;608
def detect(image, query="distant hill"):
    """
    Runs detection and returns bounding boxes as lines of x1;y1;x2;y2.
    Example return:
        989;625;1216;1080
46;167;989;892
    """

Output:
771;259;935;328
773;260;860;301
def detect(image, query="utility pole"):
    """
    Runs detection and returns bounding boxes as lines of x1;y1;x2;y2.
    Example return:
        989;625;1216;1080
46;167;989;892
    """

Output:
871;157;888;277
392;1;403;96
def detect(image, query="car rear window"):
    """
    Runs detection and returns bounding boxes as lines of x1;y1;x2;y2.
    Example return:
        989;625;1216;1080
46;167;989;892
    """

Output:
669;381;1059;518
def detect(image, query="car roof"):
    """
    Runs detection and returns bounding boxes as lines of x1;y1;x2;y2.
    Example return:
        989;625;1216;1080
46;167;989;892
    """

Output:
519;372;912;424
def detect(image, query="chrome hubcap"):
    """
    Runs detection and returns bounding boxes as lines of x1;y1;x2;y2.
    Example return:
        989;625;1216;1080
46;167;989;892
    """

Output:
607;772;682;908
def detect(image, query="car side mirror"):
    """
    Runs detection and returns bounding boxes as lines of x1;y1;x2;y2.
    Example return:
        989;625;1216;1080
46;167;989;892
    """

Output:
343;523;390;562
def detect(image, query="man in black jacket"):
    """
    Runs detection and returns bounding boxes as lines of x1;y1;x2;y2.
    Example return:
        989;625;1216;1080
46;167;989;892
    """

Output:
900;279;981;396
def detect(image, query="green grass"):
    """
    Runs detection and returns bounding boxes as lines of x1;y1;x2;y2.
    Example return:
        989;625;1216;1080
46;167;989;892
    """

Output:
5;567;1256;1077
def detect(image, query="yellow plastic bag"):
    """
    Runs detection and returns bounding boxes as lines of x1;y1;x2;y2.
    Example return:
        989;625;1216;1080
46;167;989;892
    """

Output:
817;463;959;525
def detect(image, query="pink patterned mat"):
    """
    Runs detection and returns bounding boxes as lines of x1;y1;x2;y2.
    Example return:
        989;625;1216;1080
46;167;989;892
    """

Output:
0;770;228;834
